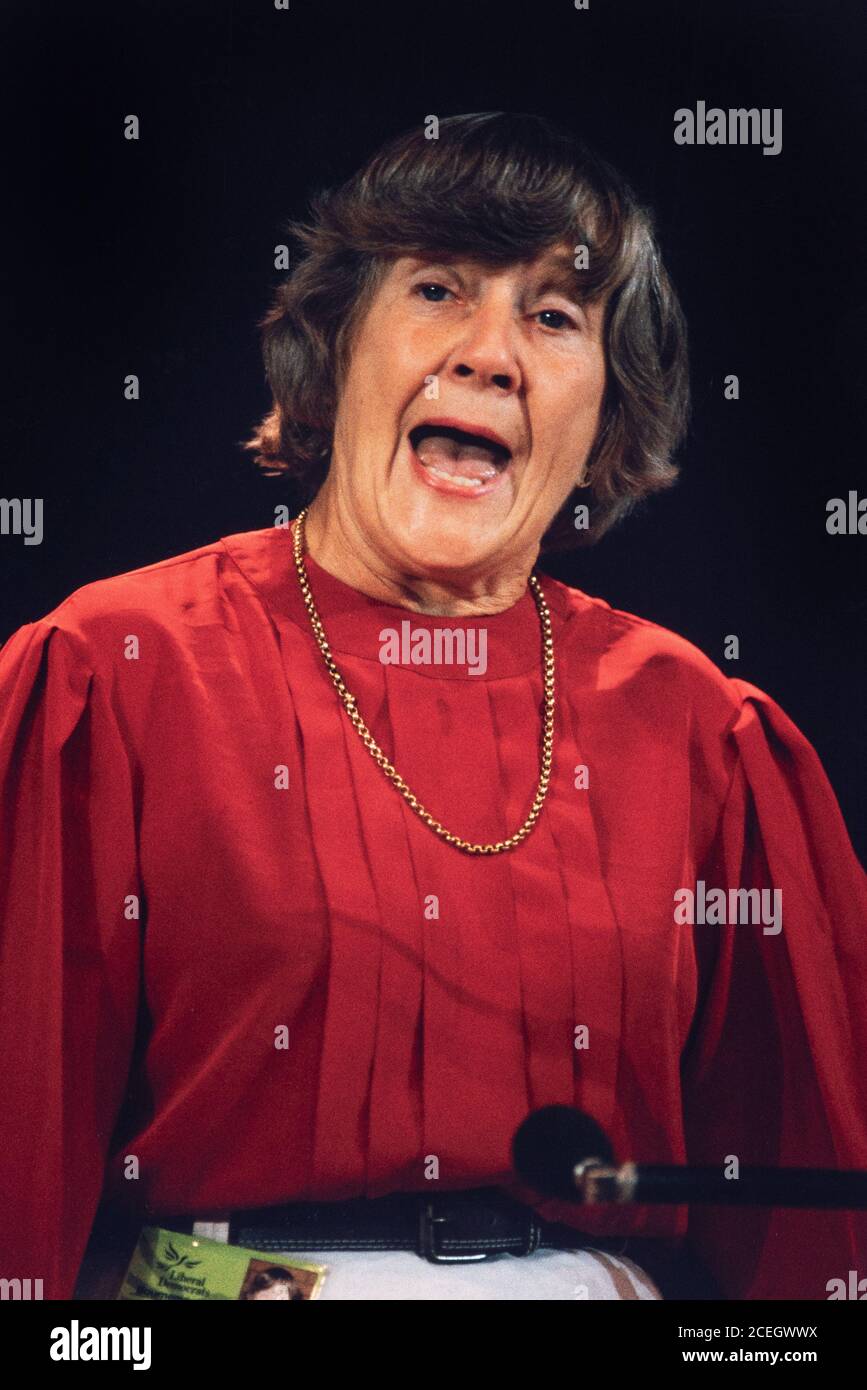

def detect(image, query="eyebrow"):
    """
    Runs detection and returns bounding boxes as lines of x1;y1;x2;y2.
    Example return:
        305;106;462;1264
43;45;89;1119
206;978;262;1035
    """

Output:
532;255;584;303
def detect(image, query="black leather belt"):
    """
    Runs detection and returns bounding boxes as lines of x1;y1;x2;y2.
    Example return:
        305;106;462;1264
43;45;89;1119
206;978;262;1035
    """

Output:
170;1188;619;1264
233;1188;572;1262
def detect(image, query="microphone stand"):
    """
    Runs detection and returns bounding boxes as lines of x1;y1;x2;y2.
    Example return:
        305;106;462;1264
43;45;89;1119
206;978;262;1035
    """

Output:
574;1159;867;1209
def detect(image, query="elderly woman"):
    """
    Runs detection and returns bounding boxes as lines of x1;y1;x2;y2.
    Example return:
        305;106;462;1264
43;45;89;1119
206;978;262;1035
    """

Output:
1;112;865;1303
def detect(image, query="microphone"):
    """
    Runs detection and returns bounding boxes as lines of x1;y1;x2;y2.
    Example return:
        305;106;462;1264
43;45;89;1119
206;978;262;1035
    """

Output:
512;1106;867;1210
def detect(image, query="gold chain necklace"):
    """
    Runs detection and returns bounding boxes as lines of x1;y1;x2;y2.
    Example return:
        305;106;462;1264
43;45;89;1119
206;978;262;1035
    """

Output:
291;507;556;855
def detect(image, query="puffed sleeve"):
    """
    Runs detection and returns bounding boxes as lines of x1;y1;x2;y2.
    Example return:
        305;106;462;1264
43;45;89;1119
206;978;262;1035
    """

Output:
682;679;867;1300
0;617;141;1300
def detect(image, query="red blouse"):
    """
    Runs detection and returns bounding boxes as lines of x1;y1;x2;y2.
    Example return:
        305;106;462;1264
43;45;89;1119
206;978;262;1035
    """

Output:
1;521;865;1300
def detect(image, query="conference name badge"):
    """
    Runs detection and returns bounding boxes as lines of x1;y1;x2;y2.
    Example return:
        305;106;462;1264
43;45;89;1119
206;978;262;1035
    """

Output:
117;1226;327;1301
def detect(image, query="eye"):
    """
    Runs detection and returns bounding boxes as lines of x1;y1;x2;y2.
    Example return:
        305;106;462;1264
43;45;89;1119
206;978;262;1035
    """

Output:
535;308;576;331
414;281;454;302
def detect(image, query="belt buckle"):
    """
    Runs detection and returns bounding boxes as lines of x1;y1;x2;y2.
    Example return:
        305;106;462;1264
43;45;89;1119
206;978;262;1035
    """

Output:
419;1199;491;1264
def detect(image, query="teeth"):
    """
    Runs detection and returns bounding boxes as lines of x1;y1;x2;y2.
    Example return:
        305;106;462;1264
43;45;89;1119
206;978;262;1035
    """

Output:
424;466;490;487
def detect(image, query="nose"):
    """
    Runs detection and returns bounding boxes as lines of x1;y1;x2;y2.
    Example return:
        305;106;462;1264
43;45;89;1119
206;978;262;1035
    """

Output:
444;296;522;395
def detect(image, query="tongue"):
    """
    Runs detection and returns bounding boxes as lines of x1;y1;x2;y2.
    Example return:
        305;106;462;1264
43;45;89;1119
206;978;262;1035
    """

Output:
414;433;500;479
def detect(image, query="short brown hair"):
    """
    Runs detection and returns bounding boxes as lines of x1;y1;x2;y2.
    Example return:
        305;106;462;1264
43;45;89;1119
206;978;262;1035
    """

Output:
244;112;689;551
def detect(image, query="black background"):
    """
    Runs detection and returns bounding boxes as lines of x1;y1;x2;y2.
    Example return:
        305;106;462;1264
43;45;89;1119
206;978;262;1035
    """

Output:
1;0;865;857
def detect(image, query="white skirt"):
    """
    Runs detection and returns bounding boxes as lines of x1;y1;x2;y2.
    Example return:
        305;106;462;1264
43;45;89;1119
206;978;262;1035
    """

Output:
245;1246;662;1301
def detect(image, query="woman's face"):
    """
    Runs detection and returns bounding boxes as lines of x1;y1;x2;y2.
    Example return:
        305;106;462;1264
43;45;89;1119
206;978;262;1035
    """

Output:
251;1281;293;1299
325;241;607;579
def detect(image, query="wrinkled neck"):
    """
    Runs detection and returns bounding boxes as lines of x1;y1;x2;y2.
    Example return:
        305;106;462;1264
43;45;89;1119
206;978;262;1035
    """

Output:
300;495;535;618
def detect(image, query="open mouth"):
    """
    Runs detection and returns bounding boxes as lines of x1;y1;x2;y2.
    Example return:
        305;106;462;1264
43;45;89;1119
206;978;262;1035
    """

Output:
408;423;512;490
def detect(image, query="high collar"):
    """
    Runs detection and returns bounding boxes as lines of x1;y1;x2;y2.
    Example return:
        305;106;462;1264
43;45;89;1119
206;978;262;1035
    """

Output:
220;522;572;681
